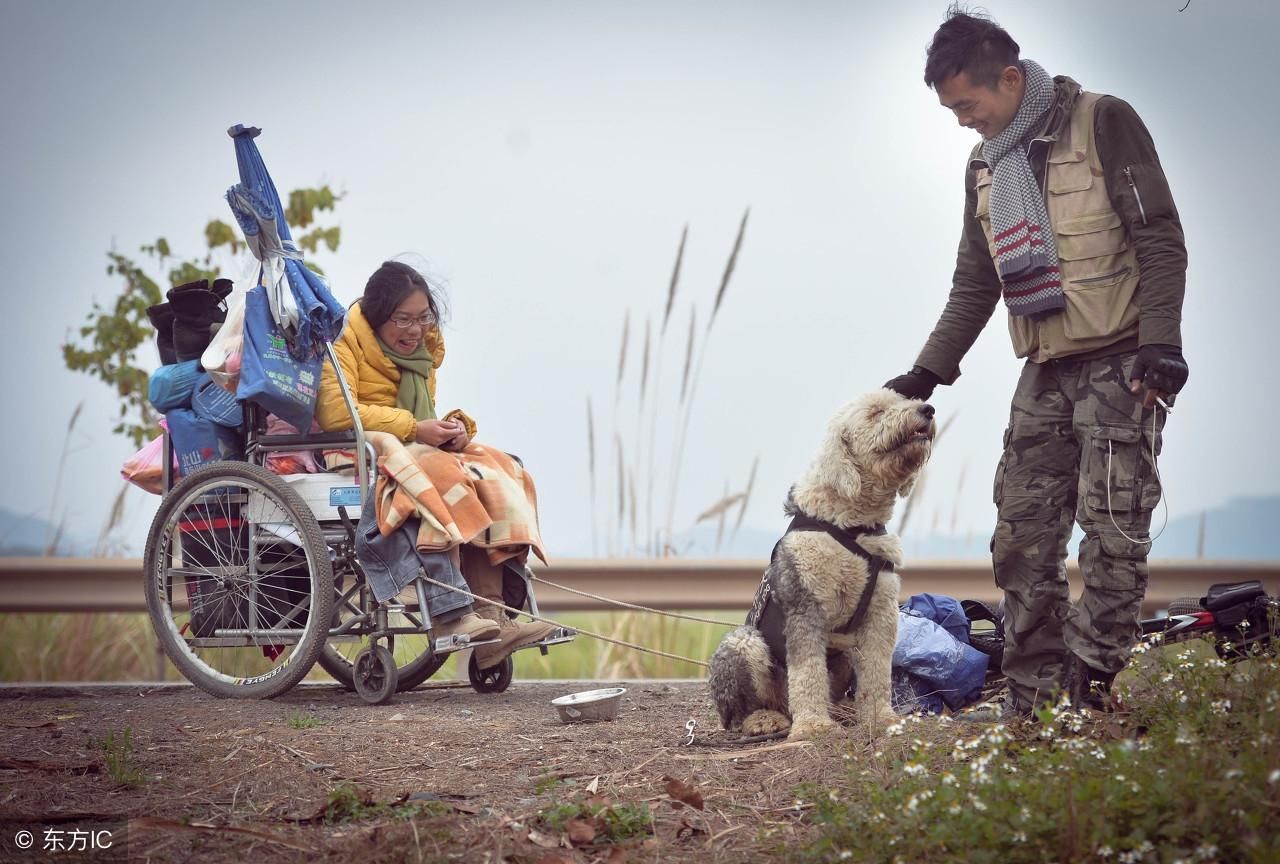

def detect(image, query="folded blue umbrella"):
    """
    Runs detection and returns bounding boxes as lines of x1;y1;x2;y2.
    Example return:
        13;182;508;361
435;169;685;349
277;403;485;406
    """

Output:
225;124;345;361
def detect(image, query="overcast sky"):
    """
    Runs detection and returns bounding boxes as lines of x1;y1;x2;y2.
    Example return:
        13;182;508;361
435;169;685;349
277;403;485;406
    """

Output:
1;0;1275;558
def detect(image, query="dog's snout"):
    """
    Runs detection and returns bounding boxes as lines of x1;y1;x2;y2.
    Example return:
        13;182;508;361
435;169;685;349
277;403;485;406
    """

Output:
918;403;935;420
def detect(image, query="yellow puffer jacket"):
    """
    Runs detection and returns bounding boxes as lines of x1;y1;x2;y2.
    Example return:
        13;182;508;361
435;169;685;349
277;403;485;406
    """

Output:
316;301;448;443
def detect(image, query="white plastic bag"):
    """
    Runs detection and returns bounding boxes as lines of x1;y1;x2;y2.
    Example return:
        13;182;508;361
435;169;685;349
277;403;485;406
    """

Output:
202;254;258;391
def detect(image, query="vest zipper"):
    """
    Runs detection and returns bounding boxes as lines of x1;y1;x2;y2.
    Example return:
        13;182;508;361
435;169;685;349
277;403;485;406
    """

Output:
1071;266;1131;286
1123;166;1148;226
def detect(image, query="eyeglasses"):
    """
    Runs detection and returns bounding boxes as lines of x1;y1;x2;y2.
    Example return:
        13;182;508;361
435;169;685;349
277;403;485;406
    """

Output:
388;314;434;330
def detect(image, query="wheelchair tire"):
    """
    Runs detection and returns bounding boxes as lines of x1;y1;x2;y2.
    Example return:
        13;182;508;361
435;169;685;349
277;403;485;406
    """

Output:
143;461;333;699
352;645;398;705
469;653;513;694
316;577;447;692
319;639;446;693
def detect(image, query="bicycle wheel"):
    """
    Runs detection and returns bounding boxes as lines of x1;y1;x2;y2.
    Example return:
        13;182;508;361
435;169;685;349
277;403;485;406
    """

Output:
316;572;446;692
144;462;334;699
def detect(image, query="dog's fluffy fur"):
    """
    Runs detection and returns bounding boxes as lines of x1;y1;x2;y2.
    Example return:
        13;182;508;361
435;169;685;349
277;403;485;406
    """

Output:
708;390;936;739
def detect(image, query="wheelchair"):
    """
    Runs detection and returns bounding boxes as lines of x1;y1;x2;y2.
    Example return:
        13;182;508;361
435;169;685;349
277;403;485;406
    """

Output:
143;343;574;704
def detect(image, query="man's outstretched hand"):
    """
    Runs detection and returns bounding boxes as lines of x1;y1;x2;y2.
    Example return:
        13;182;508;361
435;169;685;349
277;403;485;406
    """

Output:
1129;344;1188;409
883;366;941;401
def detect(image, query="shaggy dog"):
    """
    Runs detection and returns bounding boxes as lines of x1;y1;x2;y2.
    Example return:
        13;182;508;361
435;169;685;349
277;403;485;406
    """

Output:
708;390;936;739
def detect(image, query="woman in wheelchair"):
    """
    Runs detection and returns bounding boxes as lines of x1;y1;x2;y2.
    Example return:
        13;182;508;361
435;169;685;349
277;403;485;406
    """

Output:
316;260;555;669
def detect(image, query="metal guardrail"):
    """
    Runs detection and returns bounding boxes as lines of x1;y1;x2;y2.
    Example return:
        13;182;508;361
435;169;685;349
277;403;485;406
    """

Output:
1;557;1277;617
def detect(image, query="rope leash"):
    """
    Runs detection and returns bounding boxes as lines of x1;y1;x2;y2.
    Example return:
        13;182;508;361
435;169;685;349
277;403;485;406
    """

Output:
527;574;742;627
1105;402;1170;546
412;572;712;669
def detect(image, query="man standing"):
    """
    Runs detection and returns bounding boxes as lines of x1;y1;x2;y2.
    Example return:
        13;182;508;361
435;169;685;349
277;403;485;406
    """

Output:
884;8;1189;716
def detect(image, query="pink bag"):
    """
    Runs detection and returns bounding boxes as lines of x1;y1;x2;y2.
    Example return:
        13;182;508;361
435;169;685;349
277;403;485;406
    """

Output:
264;414;322;475
121;419;178;495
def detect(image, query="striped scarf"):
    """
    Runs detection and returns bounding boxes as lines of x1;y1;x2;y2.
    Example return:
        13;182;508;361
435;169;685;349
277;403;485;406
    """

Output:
981;60;1064;318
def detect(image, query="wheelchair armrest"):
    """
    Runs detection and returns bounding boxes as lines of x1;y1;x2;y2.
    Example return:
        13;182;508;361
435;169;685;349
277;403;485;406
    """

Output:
255;430;360;451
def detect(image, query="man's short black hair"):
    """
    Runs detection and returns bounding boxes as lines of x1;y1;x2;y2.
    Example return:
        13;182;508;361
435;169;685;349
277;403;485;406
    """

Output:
923;5;1020;90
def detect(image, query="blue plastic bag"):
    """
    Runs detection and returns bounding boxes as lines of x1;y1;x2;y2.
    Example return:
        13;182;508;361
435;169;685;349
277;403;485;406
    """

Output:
905;593;972;644
891;610;988;713
192;372;244;428
148;360;202;412
167;407;243;476
236;285;322;431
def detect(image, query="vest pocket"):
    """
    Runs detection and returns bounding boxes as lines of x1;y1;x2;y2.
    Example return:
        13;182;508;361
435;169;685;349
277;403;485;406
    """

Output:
1056;212;1128;262
1062;271;1140;341
974;170;993;219
1055;212;1139;342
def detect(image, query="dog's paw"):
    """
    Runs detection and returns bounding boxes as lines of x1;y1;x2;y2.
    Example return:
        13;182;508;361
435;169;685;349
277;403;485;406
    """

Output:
741;710;791;737
787;715;836;740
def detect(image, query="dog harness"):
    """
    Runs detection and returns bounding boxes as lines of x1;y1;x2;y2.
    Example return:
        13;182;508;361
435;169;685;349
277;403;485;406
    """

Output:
746;513;894;668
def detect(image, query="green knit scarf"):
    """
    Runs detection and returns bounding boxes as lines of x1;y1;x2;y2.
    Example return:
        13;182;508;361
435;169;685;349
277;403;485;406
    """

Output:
376;337;436;421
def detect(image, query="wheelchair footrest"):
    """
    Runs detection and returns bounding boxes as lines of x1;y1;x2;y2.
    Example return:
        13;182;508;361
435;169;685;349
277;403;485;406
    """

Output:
432;634;500;655
524;627;576;649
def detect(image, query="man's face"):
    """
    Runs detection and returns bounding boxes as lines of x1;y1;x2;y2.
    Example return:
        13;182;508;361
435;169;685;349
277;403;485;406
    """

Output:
936;66;1024;139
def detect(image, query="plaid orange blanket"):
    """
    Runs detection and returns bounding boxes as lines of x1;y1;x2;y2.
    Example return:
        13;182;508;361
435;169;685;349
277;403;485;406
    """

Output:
365;431;546;565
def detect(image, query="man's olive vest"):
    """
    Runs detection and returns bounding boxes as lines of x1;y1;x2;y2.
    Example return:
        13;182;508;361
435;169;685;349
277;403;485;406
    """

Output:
974;92;1140;362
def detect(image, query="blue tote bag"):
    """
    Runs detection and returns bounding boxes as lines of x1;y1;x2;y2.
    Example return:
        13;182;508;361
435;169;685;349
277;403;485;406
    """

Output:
236;284;323;431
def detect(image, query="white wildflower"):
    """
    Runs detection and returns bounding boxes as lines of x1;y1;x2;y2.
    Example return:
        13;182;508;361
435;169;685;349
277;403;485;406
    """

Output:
1195;842;1219;860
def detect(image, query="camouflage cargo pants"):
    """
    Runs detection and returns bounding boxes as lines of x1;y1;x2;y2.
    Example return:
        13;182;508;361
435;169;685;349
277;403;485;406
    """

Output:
992;353;1166;708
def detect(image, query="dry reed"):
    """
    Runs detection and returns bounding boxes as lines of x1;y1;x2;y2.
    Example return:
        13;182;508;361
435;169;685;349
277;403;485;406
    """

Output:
664;209;750;549
45;401;84;555
644;229;688;553
586;396;598;557
733;454;759;541
897;412;956;536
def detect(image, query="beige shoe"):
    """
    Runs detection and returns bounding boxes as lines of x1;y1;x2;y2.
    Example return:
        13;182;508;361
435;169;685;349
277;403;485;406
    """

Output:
432;611;500;642
394;582;421;609
473;607;556;669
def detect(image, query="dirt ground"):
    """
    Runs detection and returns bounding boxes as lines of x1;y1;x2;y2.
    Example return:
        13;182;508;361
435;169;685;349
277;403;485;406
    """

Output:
0;680;864;863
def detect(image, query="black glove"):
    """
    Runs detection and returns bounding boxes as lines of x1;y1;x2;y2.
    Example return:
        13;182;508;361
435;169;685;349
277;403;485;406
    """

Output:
883;366;941;401
1131;344;1189;396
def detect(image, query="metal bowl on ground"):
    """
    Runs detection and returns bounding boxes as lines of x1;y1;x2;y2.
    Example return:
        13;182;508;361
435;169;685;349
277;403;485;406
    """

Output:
551;687;627;723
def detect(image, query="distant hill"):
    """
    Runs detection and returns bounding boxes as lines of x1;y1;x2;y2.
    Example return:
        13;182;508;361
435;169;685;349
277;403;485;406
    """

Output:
898;495;1280;562
0;507;101;557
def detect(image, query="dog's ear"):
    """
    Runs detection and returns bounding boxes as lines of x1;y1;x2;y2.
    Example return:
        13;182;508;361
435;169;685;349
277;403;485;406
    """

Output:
836;462;862;502
897;474;917;499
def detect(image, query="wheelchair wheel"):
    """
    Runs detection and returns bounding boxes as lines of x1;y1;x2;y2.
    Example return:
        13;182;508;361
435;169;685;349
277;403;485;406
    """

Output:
352;645;398;705
316;574;446;692
468;653;513;694
143;462;334;699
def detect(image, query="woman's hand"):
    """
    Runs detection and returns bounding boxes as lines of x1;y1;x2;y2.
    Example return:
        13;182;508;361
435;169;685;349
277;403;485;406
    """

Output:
415;418;466;447
441;427;471;452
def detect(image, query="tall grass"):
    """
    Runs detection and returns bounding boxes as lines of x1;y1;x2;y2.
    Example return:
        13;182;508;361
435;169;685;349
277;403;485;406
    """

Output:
592;212;756;560
0;611;732;683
